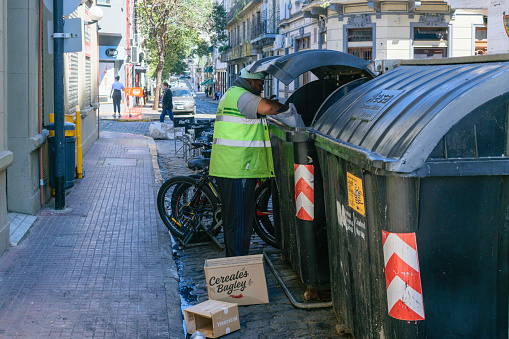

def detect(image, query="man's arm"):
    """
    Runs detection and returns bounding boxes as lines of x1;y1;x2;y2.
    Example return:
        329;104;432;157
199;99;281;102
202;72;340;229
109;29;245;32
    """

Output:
257;98;289;116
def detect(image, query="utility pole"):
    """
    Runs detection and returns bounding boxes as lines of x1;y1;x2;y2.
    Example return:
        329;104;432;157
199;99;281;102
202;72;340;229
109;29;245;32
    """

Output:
53;0;65;209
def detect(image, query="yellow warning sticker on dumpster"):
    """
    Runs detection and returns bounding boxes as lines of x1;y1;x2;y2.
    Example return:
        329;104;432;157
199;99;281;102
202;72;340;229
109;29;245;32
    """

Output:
347;172;365;216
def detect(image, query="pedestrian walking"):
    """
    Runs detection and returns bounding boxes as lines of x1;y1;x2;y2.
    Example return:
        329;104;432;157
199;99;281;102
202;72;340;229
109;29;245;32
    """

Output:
143;86;148;105
216;90;222;101
209;68;289;257
110;76;124;117
160;82;173;123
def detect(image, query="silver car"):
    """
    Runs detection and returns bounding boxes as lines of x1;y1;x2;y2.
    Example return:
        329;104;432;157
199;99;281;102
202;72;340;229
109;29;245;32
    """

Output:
171;87;196;115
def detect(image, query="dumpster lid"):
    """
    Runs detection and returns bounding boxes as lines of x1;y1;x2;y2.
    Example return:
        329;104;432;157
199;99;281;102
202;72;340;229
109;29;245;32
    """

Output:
310;61;509;174
246;50;374;85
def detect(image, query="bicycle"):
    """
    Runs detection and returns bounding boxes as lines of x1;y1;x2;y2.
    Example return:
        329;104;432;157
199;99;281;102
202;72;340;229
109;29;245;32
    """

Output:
157;141;278;248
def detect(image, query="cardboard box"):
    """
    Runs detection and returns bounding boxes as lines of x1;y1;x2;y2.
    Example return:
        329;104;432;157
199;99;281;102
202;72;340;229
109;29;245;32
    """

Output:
204;254;269;306
183;300;240;338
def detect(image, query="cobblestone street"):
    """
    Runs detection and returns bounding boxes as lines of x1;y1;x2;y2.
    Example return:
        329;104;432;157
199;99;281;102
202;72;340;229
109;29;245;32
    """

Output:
100;101;348;338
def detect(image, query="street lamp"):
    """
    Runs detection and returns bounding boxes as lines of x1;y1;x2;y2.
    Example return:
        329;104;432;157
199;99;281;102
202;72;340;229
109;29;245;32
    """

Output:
84;5;103;25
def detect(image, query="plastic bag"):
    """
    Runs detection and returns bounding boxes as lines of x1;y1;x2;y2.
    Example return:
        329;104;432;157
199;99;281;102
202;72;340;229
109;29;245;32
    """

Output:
149;122;173;139
273;103;305;128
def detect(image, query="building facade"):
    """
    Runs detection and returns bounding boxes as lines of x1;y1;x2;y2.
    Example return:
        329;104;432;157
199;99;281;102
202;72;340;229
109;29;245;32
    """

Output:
221;0;278;89
446;0;509;54
0;0;12;254
0;0;101;255
220;0;488;99
97;0;146;104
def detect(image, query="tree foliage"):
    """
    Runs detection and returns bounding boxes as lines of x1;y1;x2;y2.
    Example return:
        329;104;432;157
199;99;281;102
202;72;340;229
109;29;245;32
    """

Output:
210;4;228;48
138;0;213;109
192;39;211;58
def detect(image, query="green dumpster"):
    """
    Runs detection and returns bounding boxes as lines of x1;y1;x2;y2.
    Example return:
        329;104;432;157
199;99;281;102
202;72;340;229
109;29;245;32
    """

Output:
248;50;374;291
310;59;509;338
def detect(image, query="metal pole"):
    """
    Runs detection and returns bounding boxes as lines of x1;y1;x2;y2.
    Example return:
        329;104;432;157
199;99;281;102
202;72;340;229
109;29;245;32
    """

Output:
53;0;65;209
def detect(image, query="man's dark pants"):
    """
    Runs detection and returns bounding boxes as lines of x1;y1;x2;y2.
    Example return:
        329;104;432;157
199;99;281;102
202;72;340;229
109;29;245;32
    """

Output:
215;177;257;257
160;109;173;123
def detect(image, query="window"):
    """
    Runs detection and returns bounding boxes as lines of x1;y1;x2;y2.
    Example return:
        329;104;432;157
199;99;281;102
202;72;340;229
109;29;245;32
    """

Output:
413;27;448;59
414;27;448;41
321;32;327;45
347;28;372;42
346;28;372;61
474;26;487;55
97;0;110;5
297;36;310;50
347;47;372;61
171;89;192;97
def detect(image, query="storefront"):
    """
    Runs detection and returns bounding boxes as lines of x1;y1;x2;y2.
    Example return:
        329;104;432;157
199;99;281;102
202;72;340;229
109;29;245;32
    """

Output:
98;44;125;102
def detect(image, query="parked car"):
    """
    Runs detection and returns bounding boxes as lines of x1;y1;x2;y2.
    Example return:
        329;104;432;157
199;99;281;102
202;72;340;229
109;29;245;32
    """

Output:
171;87;196;115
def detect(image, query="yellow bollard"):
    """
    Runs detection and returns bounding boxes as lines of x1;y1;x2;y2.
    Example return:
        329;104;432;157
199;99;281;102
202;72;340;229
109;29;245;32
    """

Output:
75;105;83;179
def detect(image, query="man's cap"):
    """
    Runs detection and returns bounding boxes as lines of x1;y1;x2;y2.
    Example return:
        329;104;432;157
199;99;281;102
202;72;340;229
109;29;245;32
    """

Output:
240;68;266;80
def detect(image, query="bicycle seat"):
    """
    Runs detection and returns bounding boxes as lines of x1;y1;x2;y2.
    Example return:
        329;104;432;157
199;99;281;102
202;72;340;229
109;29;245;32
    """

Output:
187;157;210;171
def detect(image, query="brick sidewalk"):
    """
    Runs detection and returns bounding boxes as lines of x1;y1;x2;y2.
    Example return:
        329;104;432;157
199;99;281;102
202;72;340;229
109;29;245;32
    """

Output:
0;132;182;338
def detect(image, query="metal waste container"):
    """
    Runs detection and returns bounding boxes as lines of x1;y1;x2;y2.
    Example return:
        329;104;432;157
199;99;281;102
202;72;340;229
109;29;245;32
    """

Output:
47;122;76;189
247;50;374;291
309;58;509;338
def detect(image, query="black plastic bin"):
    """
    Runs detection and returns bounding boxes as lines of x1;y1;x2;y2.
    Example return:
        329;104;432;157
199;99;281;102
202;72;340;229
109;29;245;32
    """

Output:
248;50;375;291
309;60;509;338
47;122;76;189
173;116;195;129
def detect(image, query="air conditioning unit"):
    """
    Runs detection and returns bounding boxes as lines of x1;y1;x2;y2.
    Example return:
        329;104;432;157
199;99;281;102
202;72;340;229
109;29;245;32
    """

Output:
274;35;284;49
284;36;293;48
133;33;143;46
131;46;139;64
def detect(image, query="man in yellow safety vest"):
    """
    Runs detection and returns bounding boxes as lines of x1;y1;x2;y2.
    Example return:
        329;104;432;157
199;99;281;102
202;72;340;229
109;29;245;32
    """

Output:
210;68;288;257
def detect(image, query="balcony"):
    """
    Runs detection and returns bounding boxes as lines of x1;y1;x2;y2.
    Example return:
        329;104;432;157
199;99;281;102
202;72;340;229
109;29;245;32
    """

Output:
221;49;232;62
226;0;262;27
231;45;243;60
220;41;256;62
251;20;276;49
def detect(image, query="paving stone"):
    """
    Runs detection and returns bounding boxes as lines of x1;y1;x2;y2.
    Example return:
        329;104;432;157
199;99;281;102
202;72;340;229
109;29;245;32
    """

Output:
159;117;343;338
0;131;181;338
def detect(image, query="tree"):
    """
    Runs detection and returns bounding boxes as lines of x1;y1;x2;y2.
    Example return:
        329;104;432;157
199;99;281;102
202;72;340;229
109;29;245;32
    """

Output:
145;38;190;80
210;4;228;48
138;0;213;109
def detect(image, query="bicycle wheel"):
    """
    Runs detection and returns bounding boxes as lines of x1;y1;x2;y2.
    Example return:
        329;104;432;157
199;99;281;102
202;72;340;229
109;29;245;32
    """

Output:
254;179;278;248
157;176;220;243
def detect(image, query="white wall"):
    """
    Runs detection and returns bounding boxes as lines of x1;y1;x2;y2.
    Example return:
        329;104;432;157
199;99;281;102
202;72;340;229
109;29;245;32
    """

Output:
487;2;509;54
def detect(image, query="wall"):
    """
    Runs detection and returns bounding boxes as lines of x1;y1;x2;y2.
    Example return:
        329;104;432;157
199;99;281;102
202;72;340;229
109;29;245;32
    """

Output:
6;0;45;215
450;10;484;56
487;2;509;54
0;0;12;255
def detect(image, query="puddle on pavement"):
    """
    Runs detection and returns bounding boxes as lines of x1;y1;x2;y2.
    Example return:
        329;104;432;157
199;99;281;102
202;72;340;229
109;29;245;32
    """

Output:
179;284;198;304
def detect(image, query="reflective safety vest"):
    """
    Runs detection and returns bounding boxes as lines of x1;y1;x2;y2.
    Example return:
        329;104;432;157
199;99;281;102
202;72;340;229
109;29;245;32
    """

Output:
209;86;274;178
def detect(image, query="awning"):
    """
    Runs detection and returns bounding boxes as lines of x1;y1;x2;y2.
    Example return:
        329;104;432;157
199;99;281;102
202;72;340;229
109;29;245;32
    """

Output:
134;66;147;73
204;66;213;73
201;79;213;86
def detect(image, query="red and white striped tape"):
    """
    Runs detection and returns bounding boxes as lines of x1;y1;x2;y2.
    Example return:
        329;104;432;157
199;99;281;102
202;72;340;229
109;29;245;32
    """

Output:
294;164;314;221
382;230;425;321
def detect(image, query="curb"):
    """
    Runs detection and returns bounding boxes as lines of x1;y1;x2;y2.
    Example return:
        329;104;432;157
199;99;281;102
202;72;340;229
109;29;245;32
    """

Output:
99;118;159;122
142;135;163;186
